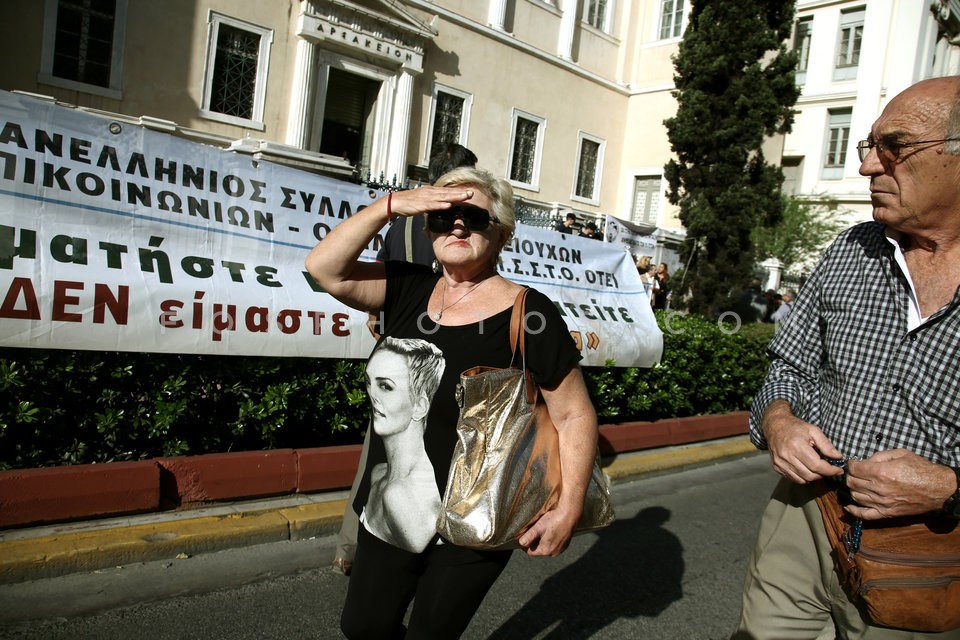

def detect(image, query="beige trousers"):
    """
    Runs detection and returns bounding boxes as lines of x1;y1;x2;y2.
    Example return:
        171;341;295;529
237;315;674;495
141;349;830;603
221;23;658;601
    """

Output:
732;477;960;640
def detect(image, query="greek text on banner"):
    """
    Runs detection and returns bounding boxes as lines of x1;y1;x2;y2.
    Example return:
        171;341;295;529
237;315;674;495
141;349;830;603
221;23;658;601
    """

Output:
0;90;662;367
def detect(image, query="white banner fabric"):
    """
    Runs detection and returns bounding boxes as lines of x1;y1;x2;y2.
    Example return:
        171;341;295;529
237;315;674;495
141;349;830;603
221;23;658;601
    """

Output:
0;91;661;367
603;214;658;258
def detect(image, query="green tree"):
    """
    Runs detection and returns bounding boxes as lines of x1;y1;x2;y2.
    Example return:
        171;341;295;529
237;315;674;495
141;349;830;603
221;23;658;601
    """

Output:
664;0;800;315
751;195;850;279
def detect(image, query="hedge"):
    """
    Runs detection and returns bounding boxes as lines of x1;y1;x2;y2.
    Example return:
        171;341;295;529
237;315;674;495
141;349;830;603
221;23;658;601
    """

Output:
0;312;775;470
587;312;774;421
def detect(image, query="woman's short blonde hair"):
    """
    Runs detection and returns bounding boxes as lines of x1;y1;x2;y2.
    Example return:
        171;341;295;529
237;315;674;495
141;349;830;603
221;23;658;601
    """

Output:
433;166;516;242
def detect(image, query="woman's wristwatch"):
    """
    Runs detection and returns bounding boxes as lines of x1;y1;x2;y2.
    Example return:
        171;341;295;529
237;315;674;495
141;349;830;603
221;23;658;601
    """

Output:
943;466;960;519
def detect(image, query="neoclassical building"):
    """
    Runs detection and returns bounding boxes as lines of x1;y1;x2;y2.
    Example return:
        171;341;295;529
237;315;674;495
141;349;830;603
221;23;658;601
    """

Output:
2;0;959;269
785;0;960;223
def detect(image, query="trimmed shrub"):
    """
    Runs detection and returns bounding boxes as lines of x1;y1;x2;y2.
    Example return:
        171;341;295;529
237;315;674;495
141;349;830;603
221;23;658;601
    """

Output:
584;311;774;422
0;350;368;469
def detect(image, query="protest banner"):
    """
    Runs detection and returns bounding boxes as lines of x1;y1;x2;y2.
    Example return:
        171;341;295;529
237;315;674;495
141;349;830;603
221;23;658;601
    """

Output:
0;90;661;366
604;214;658;258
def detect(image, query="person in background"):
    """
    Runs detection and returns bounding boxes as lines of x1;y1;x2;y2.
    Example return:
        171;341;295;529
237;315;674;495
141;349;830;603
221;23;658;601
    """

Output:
376;143;478;267
735;277;766;323
635;255;652;274
331;143;478;576
760;289;779;323
555;212;578;234
580;221;602;240
732;76;960;639
652;262;671;310
769;288;795;326
306;166;598;639
640;263;658;307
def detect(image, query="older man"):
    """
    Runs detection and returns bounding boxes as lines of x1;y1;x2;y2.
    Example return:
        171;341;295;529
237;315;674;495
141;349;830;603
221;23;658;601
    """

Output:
733;76;960;639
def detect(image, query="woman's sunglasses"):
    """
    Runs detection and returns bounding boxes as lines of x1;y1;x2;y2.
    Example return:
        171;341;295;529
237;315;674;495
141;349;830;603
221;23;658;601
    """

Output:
426;205;495;233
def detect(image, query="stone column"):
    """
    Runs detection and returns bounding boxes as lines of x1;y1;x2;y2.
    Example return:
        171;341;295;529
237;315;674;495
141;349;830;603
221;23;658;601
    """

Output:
761;258;783;292
557;0;577;60
386;68;415;182
285;36;317;148
488;0;507;31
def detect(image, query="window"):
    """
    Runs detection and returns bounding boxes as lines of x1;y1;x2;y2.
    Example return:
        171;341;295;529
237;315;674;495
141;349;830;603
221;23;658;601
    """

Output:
659;0;685;40
585;0;613;32
632;176;662;225
794;17;813;84
834;7;864;81
428;86;472;158
822;109;852;179
508;110;545;189
201;13;273;128
39;0;128;98
573;133;605;202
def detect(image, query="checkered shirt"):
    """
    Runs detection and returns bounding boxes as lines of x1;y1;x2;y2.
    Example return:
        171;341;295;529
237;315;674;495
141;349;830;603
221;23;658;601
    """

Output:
750;222;960;466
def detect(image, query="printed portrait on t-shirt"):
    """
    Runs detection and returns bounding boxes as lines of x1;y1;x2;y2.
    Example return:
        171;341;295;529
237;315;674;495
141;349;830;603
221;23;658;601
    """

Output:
361;336;446;552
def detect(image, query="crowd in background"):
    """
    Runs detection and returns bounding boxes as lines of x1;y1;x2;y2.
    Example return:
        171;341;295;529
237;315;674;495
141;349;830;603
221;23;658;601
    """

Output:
553;212;603;240
558;211;797;321
635;256;671;310
736;278;795;325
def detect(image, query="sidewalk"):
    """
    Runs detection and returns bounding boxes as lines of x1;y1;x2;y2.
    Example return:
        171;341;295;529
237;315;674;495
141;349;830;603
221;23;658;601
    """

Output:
0;435;759;585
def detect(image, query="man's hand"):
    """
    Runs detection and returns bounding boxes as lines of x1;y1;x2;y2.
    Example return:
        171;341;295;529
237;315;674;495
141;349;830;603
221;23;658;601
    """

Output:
844;450;956;520
762;400;845;484
518;508;577;557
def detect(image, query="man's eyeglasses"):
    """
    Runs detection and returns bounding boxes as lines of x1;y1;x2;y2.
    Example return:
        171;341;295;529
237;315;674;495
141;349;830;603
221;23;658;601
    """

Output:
856;137;960;162
426;205;495;233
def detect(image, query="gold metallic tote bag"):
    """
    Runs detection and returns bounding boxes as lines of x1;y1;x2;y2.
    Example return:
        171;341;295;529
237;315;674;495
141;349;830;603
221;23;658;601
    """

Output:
436;288;615;550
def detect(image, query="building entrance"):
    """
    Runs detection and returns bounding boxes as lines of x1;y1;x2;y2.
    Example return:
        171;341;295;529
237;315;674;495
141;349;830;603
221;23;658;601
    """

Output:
319;67;380;169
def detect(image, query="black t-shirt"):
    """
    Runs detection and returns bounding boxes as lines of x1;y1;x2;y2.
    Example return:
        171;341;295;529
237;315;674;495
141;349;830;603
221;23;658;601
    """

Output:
354;261;582;550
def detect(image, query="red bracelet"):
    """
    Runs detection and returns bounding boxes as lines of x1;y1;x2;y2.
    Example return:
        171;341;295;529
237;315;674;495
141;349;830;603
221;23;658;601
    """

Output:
387;191;393;222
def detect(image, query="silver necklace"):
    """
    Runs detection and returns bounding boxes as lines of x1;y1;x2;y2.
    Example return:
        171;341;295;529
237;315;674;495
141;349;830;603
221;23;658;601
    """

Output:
434;276;493;320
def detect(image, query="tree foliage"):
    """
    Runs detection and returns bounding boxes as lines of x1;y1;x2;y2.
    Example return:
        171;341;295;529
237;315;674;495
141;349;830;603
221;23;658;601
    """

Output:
664;0;800;315
751;195;851;278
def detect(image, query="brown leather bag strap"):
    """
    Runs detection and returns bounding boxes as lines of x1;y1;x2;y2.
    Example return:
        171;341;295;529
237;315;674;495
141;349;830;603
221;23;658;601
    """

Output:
508;287;529;362
508;288;538;404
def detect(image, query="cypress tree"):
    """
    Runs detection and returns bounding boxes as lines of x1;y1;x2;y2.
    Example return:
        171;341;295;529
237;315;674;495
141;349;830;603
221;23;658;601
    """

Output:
664;0;800;315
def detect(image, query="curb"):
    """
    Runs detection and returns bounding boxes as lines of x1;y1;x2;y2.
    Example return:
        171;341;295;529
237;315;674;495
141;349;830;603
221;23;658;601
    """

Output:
0;412;750;530
0;435;759;585
604;436;758;480
0;499;348;584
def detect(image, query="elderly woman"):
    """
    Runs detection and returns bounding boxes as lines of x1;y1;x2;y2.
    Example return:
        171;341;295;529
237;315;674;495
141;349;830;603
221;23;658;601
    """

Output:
305;166;598;640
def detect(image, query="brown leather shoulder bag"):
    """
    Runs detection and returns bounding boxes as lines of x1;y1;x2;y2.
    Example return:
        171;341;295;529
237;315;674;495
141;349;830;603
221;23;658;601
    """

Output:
814;481;960;632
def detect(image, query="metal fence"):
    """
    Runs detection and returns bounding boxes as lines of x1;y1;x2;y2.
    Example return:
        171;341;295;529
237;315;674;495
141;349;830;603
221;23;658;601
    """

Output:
515;199;560;229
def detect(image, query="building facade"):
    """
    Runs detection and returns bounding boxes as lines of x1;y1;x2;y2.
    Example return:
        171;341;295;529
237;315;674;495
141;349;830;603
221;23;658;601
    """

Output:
784;0;960;224
2;0;959;271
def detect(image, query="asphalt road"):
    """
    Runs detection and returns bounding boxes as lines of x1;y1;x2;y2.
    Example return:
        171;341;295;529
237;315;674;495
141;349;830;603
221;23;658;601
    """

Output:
0;452;778;640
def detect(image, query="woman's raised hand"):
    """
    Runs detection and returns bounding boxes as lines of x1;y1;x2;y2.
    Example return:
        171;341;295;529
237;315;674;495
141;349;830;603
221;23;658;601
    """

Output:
387;186;474;218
